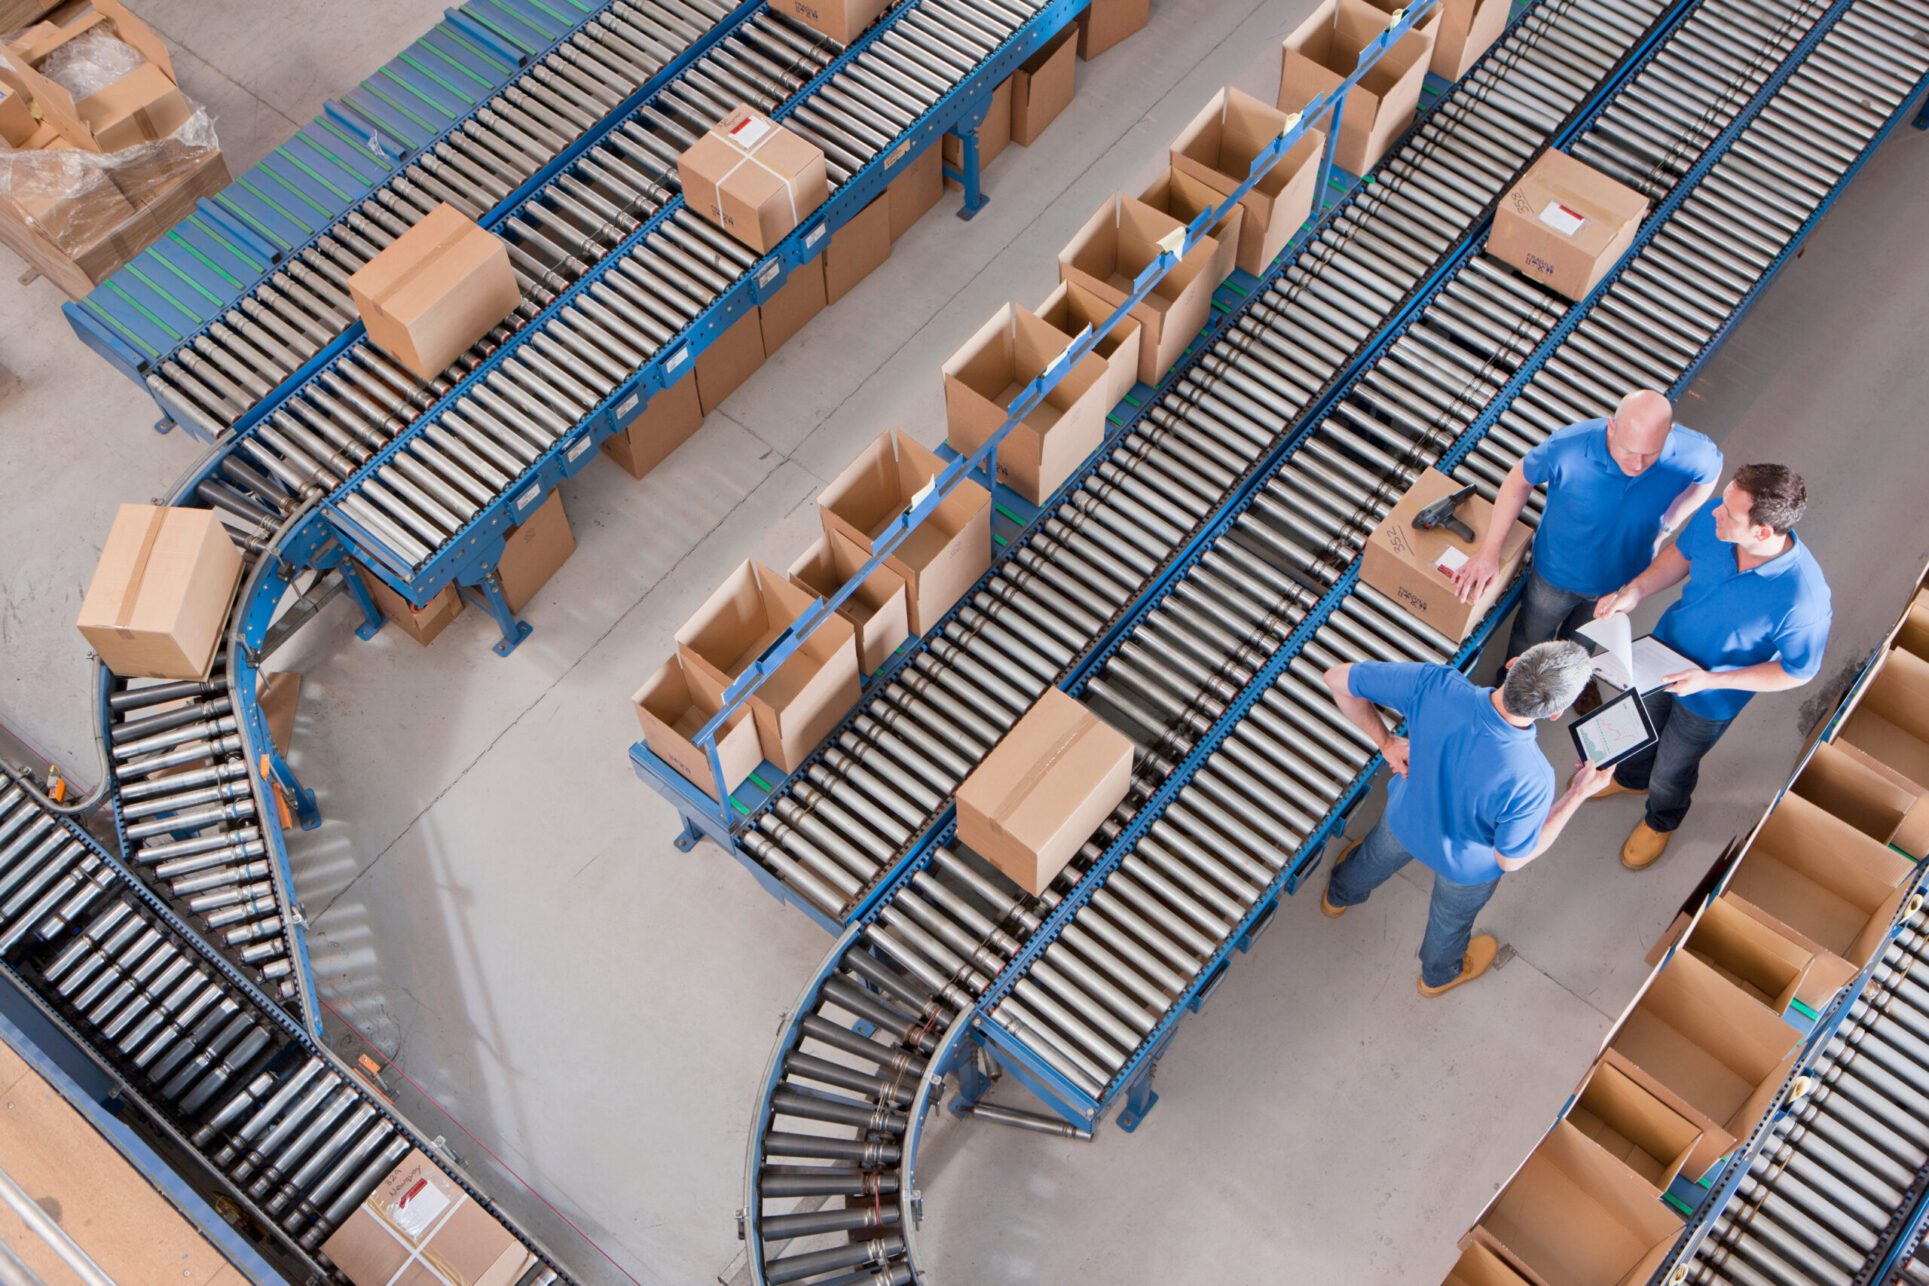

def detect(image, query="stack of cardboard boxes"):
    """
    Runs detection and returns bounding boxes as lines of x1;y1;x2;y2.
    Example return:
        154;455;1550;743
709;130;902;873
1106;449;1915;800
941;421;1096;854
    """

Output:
1444;567;1929;1285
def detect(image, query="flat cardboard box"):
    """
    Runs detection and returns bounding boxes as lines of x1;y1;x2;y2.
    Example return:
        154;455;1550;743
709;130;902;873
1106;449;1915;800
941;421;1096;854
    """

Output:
696;307;767;415
1446;1231;1535;1286
942;78;1013;185
1035;277;1143;408
320;1147;532;1286
1837;646;1929;828
766;0;890;44
1058;194;1220;385
257;670;301;757
1136;166;1243;291
1430;0;1511;80
678;105;828;253
1075;0;1149;59
348;203;520;381
1489;150;1648;302
886;144;943;241
603;369;704;480
1476;1122;1681;1286
1794;738;1923;851
1010;26;1076;146
1277;0;1434;175
942;303;1110;504
824;191;890;304
817;429;992;634
675;560;861;771
1171;87;1324;275
358;567;463;646
1361;468;1531;643
1681;895;1811;1017
788;527;911;674
1568;1058;1702;1194
495;491;574;616
759;258;828;354
956;689;1133;894
78;504;242;680
633;654;762;800
1723;791;1914;966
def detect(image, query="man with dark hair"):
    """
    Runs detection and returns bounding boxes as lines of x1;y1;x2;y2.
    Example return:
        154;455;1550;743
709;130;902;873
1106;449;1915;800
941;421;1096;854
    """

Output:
1593;463;1832;869
1319;641;1612;997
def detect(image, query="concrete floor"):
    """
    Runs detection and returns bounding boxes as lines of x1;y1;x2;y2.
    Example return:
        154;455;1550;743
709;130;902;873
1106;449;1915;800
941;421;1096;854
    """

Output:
1;3;1927;1283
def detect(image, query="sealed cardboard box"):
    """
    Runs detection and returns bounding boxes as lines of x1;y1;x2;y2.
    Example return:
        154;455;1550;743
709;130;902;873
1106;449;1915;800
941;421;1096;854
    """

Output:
1793;738;1924;850
1489;150;1648;302
759;258;828;354
320;1148;532;1286
766;0;891;45
679;105;828;253
1035;277;1142;408
633;654;762;800
886;144;943;241
824;192;890;303
943;303;1110;504
818;429;992;634
358;567;463;646
956;689;1132;894
1475;1121;1680;1286
1567;1058;1701;1194
1172;88;1324;275
78;504;242;679
496;491;575;615
789;527;911;674
1361;468;1530;644
675;560;861;771
942;78;1013;185
1136;166;1243;290
348;203;520;381
1076;0;1149;59
1722;791;1914;967
695;307;767;414
1430;0;1511;80
1010;27;1076;146
1278;0;1433;175
1058;194;1220;385
603;369;704;480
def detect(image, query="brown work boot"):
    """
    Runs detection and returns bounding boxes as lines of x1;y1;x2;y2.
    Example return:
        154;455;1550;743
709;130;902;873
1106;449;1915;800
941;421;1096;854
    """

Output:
1622;821;1672;870
1586;777;1648;800
1321;838;1361;918
1418;934;1498;997
1571;681;1604;717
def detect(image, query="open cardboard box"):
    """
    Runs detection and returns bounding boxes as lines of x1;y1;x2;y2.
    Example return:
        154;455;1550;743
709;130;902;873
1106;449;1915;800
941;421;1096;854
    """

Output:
1277;0;1435;175
1058;194;1220;385
1836;646;1929;846
0;0;190;153
788;527;910;675
1794;738;1926;856
942;303;1110;504
1895;589;1929;661
1034;277;1142;408
633;653;762;800
1170;87;1324;275
1445;1231;1535;1286
1679;894;1817;1018
1566;1057;1701;1195
1137;166;1243;290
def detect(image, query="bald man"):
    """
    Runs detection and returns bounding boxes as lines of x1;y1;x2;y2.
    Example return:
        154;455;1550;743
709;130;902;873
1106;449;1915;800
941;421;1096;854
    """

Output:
1453;390;1722;682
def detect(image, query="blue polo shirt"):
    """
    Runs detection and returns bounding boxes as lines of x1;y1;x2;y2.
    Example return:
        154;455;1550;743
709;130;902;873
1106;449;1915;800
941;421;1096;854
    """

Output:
1523;420;1723;596
1348;662;1554;885
1652;499;1832;722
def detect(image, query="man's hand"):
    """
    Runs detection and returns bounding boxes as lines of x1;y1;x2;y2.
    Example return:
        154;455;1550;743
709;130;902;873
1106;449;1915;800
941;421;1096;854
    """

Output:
1662;668;1718;696
1451;552;1501;604
1380;735;1411;777
1567;759;1615;799
1594;585;1642;619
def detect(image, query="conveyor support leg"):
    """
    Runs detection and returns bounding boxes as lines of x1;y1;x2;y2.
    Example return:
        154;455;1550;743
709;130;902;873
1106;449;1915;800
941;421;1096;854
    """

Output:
462;572;533;657
943;101;990;220
342;565;386;641
1116;1065;1158;1133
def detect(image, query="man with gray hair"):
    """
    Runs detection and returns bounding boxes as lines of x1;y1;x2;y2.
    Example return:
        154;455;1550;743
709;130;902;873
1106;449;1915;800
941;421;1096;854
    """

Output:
1319;641;1613;996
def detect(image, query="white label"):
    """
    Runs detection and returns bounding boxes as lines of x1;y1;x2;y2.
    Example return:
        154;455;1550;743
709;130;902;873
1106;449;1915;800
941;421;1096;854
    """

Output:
666;346;689;372
567;435;592;461
1433;546;1469;577
757;260;781;287
729;113;774;149
804;224;826;249
517;484;540;512
887;140;910;167
1538;201;1586;236
617;393;639;419
389;1179;449;1241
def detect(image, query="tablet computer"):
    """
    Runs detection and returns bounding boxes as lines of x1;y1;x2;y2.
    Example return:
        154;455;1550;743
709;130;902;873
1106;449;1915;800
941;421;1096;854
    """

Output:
1569;687;1658;769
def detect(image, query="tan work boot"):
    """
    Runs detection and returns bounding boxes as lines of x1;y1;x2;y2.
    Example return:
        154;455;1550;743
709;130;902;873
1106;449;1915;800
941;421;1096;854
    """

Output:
1320;838;1362;918
1418;934;1498;997
1586;777;1648;800
1622;821;1672;870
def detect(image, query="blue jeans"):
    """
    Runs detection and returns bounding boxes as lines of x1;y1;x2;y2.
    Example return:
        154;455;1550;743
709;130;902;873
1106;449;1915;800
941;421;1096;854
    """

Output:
1612;690;1734;832
1504;567;1597;661
1326;818;1500;988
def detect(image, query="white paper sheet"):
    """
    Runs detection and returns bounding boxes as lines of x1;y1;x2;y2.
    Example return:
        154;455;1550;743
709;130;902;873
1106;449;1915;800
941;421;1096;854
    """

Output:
1578;617;1692;692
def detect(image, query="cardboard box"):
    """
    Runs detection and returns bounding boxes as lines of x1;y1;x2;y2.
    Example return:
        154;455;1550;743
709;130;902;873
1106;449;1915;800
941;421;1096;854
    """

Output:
759;258;828;354
358;568;463;646
495;491;574;616
1488;151;1648;303
788;527;911;674
766;0;891;44
633;654;762;800
1361;468;1530;644
942;304;1110;504
1137;166;1243;291
1680;895;1812;1017
1278;0;1434;175
77;504;242;680
679;105;828;254
1171;88;1324;275
1568;1058;1701;1195
675;560;861;772
0;83;33;147
1896;590;1929;661
320;1148;532;1286
1075;0;1150;59
824;192;891;304
886;144;943;242
0;0;188;153
695;307;767;415
1837;646;1929;825
1035;277;1142;408
603;370;704;480
956;690;1133;894
1475;1122;1680;1286
257;670;301;757
1430;0;1511;80
1722;791;1914;967
1010;27;1076;146
1445;1232;1535;1286
347;203;520;381
942;77;1013;185
818;429;992;634
1793;739;1925;852
1058;194;1220;385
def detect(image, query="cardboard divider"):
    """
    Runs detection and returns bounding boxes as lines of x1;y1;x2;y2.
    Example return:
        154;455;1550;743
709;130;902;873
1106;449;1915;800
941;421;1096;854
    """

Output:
1793;738;1924;855
1566;1059;1702;1194
1170;87;1324;275
1722;791;1915;968
1058;194;1220;385
1474;1121;1681;1286
1034;277;1142;409
942;303;1110;504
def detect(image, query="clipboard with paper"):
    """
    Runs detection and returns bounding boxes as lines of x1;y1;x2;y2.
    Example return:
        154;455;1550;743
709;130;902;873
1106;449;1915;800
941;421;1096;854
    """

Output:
1577;615;1693;695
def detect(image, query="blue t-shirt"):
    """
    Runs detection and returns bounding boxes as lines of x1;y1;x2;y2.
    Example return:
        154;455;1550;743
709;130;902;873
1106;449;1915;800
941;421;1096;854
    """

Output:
1652;498;1833;722
1348;662;1555;885
1523;420;1723;596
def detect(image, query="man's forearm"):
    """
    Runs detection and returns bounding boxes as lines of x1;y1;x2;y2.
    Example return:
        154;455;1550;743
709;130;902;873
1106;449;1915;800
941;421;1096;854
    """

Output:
1480;466;1534;561
1629;544;1691;600
1702;659;1811;693
1334;693;1394;749
1660;482;1716;534
1501;789;1589;870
